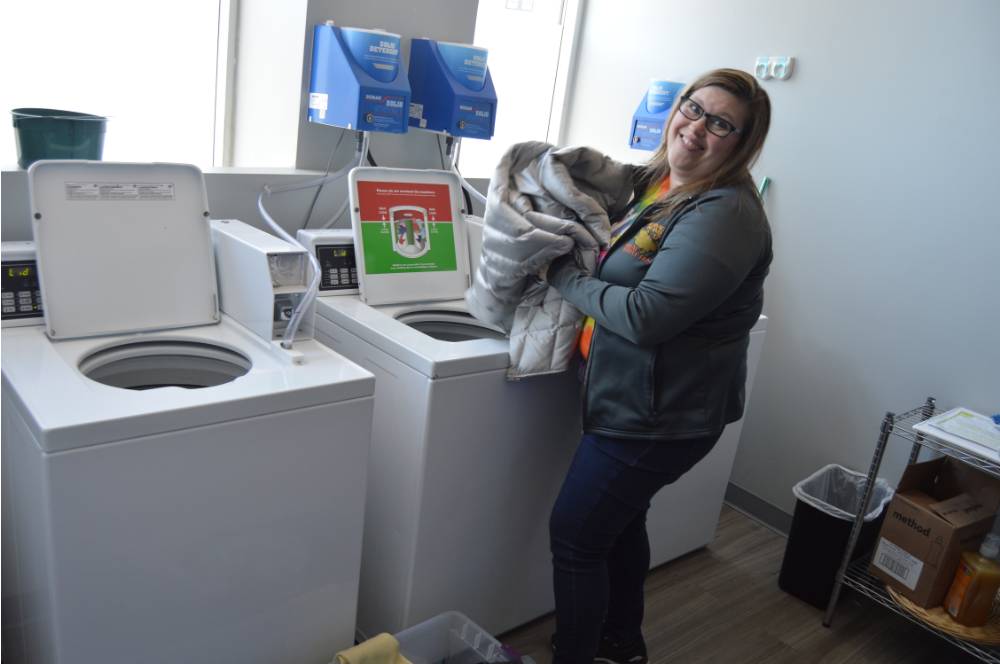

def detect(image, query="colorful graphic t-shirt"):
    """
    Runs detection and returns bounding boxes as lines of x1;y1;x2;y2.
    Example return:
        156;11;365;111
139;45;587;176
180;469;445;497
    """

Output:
577;176;671;360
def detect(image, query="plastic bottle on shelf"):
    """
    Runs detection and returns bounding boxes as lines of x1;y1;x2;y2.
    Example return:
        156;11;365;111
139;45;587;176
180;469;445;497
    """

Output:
943;514;1000;627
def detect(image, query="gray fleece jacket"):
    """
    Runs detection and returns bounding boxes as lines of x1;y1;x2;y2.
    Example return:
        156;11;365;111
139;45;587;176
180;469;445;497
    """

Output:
547;183;772;439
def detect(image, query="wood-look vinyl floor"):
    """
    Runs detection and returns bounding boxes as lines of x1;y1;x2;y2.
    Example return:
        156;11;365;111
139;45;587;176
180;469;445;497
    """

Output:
498;505;974;663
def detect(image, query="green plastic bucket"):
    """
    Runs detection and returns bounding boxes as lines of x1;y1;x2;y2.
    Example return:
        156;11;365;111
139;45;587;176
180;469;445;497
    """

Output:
11;108;107;169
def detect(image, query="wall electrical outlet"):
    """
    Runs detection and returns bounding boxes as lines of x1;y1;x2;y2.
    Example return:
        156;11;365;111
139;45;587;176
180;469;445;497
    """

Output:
754;56;771;80
754;56;795;81
769;56;795;80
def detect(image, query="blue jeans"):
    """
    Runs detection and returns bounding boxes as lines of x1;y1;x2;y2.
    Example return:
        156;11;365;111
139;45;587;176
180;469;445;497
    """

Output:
549;431;721;663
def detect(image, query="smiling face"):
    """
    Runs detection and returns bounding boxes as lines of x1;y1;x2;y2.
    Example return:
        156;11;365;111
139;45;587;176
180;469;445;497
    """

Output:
665;85;748;187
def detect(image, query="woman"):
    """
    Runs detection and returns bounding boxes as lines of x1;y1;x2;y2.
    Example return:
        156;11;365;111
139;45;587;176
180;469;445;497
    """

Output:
545;68;772;663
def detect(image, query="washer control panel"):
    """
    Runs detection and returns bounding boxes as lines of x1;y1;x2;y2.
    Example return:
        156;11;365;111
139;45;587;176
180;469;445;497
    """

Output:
2;242;44;327
295;229;360;296
316;243;359;292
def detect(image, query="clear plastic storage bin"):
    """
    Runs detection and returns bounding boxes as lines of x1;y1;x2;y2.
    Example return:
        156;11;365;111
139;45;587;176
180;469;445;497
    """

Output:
395;611;511;664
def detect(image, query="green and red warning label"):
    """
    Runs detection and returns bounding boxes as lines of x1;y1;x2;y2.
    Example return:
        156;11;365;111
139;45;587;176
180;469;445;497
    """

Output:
356;181;457;274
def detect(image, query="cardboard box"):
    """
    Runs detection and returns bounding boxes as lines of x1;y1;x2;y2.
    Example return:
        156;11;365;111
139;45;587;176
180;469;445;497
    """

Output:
869;457;1000;607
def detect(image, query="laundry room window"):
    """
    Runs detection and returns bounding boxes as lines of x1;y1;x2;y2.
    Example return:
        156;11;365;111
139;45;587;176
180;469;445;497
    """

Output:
0;0;233;168
458;0;583;178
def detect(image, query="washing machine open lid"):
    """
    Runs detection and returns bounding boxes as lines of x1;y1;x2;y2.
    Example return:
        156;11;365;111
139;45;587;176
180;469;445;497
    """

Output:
348;167;472;306
28;161;219;340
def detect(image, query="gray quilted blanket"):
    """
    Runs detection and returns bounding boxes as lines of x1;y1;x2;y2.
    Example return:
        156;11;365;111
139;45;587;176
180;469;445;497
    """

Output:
465;141;635;379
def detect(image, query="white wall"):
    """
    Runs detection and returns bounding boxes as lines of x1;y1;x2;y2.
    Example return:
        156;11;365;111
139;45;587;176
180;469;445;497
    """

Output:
563;0;1000;514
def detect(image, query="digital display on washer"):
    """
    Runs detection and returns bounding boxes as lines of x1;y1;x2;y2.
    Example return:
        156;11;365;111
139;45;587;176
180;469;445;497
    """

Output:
316;243;359;291
2;260;44;320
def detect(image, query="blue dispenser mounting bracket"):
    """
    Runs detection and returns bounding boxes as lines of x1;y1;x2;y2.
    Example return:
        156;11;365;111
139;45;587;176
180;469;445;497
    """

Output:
629;80;684;151
308;23;411;134
407;39;497;140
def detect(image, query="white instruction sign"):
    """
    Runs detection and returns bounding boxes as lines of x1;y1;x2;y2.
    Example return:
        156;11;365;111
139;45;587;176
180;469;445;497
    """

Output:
872;537;923;590
66;182;175;201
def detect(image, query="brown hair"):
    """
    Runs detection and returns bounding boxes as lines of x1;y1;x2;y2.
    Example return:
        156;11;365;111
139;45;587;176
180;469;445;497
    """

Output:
641;68;771;212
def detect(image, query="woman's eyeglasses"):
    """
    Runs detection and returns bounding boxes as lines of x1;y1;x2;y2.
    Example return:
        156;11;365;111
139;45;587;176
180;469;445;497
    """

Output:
677;96;741;138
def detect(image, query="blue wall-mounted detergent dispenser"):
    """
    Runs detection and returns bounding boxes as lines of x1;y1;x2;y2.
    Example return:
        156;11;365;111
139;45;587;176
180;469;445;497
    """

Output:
629;79;685;151
308;24;411;133
407;39;497;139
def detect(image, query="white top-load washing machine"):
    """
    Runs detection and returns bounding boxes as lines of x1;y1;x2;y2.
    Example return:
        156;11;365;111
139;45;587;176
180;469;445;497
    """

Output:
302;167;582;640
1;162;375;664
302;167;768;640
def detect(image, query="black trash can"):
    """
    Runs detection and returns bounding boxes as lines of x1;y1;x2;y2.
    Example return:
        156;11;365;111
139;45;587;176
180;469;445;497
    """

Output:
778;464;894;609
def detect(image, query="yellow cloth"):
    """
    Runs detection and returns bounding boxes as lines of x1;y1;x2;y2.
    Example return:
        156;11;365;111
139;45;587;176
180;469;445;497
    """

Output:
335;633;413;664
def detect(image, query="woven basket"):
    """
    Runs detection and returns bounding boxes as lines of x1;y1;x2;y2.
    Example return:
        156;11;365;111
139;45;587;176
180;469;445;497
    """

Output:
887;586;1000;646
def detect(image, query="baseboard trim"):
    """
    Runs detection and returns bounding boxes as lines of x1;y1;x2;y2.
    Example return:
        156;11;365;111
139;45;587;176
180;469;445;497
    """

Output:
724;482;792;536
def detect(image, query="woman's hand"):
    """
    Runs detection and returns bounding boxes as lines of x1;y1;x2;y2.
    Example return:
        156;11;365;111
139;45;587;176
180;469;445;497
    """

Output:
545;252;581;284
